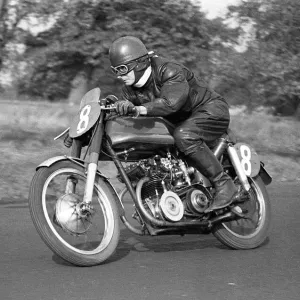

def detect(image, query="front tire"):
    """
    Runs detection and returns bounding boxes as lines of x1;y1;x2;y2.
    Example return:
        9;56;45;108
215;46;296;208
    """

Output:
212;176;271;249
28;160;120;266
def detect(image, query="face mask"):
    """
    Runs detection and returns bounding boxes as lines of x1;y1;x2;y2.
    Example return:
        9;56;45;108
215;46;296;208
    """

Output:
134;66;152;88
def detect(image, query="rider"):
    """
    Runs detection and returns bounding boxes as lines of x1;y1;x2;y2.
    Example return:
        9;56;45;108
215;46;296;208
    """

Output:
109;36;237;211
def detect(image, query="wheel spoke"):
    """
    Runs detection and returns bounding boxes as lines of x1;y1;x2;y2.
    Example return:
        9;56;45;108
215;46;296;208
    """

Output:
221;179;267;239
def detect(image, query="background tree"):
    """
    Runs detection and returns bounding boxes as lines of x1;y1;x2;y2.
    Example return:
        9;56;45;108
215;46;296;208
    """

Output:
215;0;300;114
18;0;238;100
5;0;299;117
0;0;66;94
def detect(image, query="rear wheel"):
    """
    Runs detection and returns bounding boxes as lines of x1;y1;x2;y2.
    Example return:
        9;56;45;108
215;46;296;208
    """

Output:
28;160;120;266
212;176;271;249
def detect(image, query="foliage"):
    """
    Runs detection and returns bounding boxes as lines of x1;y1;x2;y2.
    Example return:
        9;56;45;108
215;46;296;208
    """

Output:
216;0;300;112
3;0;299;116
0;0;67;93
18;0;238;100
0;0;60;66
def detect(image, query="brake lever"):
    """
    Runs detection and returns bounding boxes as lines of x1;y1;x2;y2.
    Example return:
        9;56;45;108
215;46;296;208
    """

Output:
99;104;116;110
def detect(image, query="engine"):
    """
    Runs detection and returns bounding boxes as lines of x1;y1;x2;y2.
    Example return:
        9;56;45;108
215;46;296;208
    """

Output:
120;153;211;222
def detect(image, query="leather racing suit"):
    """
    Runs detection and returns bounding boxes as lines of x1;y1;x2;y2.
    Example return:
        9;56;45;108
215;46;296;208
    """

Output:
120;55;236;210
121;55;230;154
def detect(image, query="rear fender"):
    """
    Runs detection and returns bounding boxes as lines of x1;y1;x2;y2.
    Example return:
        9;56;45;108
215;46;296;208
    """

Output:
37;156;125;216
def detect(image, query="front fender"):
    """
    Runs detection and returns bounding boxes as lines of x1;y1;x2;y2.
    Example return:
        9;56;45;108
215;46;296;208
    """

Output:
37;155;108;178
37;155;69;170
36;156;125;216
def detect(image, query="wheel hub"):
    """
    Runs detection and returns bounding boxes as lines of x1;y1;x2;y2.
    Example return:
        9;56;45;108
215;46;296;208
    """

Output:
55;193;93;235
237;188;257;218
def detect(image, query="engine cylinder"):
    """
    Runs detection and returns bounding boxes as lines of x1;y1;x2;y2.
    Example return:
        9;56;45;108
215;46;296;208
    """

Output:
141;175;164;200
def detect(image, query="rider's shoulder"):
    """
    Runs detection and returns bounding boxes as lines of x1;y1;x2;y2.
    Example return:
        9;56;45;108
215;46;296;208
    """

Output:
152;56;185;82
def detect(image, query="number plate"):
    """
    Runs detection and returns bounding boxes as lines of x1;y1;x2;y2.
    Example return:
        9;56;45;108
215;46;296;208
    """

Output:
234;143;260;177
69;102;101;138
79;87;101;109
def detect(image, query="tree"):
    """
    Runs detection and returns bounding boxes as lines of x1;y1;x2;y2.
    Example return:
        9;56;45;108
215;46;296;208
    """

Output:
0;0;8;70
216;0;300;112
0;0;66;93
0;0;35;70
19;0;238;100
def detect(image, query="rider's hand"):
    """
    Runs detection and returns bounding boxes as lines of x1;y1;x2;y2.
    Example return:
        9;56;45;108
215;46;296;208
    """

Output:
63;133;73;148
115;100;135;116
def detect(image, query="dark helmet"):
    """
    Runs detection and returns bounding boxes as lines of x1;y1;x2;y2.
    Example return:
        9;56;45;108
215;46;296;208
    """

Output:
109;36;148;67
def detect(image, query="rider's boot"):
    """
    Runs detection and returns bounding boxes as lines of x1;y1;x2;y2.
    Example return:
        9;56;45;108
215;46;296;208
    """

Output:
188;142;237;211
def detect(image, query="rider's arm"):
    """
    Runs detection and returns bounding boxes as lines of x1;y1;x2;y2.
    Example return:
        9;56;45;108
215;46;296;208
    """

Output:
120;86;148;115
142;62;189;116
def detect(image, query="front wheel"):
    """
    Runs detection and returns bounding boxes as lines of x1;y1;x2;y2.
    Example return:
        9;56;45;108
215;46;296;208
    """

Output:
28;160;120;266
212;176;271;249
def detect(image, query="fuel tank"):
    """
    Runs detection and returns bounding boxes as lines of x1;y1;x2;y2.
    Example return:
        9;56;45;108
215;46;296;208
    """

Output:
105;116;175;150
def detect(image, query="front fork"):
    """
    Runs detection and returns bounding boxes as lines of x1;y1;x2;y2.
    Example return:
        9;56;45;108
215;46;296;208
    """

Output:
65;139;82;194
227;145;251;191
66;112;105;205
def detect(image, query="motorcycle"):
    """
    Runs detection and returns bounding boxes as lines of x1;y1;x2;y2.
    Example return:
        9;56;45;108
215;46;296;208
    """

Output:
28;87;272;266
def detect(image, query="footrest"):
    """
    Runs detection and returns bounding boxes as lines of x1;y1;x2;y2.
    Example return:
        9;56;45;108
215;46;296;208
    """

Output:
231;205;248;218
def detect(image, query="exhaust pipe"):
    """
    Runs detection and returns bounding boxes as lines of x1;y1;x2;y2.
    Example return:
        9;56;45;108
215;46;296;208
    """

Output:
210;211;236;225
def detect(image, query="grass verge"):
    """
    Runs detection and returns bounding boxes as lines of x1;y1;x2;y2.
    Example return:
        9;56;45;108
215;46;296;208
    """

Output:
0;100;299;204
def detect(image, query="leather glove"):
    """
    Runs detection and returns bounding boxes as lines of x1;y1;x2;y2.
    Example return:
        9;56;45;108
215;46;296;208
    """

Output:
115;100;135;116
63;133;73;148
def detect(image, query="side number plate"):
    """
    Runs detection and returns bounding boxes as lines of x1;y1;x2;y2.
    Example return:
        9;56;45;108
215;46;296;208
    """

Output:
234;143;260;177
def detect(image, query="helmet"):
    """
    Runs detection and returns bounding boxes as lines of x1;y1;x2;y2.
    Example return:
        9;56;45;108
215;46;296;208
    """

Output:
109;36;148;67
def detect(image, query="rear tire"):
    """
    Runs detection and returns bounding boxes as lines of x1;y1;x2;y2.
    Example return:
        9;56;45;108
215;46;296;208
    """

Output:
212;176;271;249
28;160;120;266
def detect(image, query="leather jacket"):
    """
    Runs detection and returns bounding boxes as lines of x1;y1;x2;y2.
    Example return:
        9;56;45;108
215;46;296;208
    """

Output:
121;56;227;124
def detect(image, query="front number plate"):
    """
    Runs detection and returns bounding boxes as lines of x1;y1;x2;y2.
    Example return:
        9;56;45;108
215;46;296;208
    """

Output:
69;102;101;138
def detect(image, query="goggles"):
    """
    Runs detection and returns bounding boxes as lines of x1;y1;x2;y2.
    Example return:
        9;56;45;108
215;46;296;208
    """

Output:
110;53;151;76
110;60;138;76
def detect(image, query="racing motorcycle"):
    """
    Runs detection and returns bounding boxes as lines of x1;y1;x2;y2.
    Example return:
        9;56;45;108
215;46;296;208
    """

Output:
28;87;272;266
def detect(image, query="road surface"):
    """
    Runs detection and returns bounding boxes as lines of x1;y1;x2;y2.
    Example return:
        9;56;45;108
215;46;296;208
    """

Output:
1;182;299;300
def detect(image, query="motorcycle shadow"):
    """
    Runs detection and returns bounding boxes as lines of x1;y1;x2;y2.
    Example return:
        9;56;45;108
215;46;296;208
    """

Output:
51;228;223;267
107;229;223;264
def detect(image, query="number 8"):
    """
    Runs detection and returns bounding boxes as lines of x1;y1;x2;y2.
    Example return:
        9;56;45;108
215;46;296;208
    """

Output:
240;145;252;176
77;105;91;134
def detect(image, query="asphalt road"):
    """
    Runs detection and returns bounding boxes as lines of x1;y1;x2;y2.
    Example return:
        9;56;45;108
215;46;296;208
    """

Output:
1;182;300;300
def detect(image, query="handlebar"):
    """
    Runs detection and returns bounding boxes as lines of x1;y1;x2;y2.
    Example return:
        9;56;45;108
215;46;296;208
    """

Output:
99;104;116;111
100;104;138;116
99;98;138;116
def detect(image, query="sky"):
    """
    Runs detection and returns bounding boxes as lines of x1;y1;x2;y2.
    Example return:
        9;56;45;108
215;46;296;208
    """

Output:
199;0;250;52
198;0;241;19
